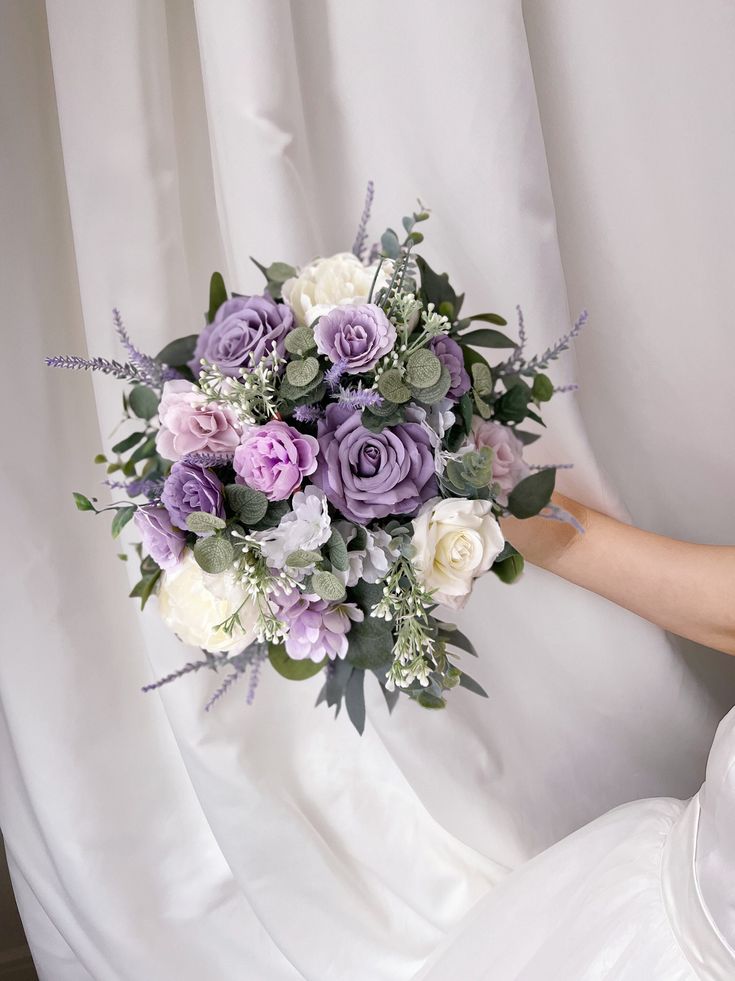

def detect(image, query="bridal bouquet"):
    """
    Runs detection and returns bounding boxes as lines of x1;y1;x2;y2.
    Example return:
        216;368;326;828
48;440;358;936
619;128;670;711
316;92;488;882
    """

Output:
48;186;584;732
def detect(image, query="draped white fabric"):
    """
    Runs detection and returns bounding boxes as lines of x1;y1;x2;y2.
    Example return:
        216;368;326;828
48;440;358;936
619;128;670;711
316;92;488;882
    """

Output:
1;1;733;979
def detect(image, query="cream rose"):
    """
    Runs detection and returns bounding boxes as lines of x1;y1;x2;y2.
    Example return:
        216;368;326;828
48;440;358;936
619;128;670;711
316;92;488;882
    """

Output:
412;498;505;609
157;549;258;654
281;252;391;327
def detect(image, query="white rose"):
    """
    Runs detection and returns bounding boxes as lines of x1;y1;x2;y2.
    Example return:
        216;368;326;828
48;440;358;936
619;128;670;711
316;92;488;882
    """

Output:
412;498;505;609
157;550;258;654
282;252;391;327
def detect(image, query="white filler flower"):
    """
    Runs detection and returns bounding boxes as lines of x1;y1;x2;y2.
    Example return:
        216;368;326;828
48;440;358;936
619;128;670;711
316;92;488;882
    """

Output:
282;252;391;327
253;485;332;570
411;498;505;610
157;549;258;654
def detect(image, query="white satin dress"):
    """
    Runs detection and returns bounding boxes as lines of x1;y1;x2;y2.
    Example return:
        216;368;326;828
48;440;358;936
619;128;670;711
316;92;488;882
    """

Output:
415;707;735;980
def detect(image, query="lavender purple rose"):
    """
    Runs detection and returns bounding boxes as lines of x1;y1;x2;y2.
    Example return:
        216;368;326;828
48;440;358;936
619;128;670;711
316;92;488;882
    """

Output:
189;295;294;378
161;462;226;531
430;335;471;400
314;303;396;373
133;505;186;570
233;421;319;501
311;404;437;524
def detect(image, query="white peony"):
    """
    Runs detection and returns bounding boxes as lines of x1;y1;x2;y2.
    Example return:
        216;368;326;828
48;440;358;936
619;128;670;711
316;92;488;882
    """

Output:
282;252;392;327
252;485;331;570
157;549;258;654
411;498;505;609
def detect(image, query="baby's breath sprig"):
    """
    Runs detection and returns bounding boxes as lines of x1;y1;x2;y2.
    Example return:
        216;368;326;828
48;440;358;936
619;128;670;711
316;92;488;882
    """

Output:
198;346;283;425
373;555;438;691
223;533;297;644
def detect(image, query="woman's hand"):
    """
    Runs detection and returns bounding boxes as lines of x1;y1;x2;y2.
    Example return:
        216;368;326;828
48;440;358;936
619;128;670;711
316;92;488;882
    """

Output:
501;493;735;657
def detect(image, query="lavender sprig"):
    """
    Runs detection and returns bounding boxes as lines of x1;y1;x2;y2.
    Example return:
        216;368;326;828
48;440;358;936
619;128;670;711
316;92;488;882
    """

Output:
293;404;324;424
45;354;145;382
351;180;375;261
112;309;164;387
540;502;586;535
181;451;235;468
523;310;589;373
324;359;348;392
246;649;267;705
335;385;383;410
204;670;244;712
141;652;227;693
105;477;164;499
554;383;579;394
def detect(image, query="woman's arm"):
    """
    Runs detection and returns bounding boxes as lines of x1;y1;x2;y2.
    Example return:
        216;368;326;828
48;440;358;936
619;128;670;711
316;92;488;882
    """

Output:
500;494;735;656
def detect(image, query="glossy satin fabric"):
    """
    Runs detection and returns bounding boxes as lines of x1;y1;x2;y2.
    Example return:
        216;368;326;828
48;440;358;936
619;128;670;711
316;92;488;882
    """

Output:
415;710;735;980
2;1;734;978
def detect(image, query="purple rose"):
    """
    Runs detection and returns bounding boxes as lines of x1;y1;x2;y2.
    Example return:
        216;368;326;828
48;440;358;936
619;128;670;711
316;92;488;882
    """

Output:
189;295;294;377
311;404;438;524
134;505;186;570
471;418;529;505
233;421;319;501
314;303;396;373
430;335;471;400
272;588;364;662
161;462;225;531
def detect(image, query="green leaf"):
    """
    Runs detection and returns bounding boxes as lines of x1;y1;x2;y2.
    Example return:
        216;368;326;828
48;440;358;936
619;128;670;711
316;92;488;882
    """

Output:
94;454;107;464
491;543;525;584
437;623;478;657
207;271;228;324
458;672;489;698
250;499;290;531
377;368;411;404
284;327;316;357
464;311;508;326
345;616;394;670
310;570;346;602
532;373;554;402
286;357;320;388
193;535;234;574
128;434;158;465
73;492;95;512
415;691;446;710
344;669;366;734
129;385;160;421
285;549;323;569
514;429;542;446
326;528;349;573
411;365;451;405
459;393;474;434
415;255;464;319
224;484;268;525
471;361;493;396
507;468;556;519
462;345;491;374
380;228;401;259
461;328;516;348
129;568;162;609
269;642;325;681
525;407;546;427
405;348;442;389
156;334;198;368
186;511;227;533
325;658;353;714
111;505;136;539
267;261;298;284
494;382;532;424
348;579;384;614
111;431;146;455
380;683;401;714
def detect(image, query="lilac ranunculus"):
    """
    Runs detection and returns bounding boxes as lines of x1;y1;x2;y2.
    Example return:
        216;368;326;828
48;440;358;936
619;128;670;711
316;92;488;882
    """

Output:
314;303;396;373
189;295;294;378
233;421;319;501
430;335;471;400
471;418;530;505
272;588;364;662
161;462;225;531
156;380;241;461
134;505;186;570
311;404;438;524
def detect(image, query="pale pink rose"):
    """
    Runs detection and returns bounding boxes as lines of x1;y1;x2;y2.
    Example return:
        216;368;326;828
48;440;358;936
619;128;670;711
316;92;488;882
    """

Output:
471;418;529;505
155;379;241;462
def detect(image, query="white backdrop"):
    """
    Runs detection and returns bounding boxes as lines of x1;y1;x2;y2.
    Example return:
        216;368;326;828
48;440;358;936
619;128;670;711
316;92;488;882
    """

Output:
1;1;733;979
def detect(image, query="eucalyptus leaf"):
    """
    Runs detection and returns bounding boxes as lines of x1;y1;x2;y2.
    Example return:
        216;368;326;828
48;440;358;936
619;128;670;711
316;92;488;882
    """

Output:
186;511;227;534
471;361;493;396
193;535;234;574
415;691;446;710
111;505;136;539
507;468;556;519
411;365;451;405
380;228;401;259
285;549;323;569
284;326;316;357
225;484;268;525
286;357;320;388
129;385;160;421
532;373;554;402
377;368;411;404
405;348;442;389
310;570;346;602
326;528;349;573
345;616;394;670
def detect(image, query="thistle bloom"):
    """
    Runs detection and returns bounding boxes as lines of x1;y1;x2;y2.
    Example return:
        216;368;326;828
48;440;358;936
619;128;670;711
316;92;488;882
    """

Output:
233;421;318;501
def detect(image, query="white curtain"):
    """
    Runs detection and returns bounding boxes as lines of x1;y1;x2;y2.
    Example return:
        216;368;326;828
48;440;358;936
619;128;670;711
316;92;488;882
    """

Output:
1;1;733;978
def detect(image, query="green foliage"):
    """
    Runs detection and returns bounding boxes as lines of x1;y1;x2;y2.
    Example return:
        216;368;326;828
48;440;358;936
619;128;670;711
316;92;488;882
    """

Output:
111;431;146;454
250;258;297;301
415;691;446;709
460;311;508;327
186;511;227;534
380;228;402;258
207;271;228;323
471;361;493;396
415;255;464;320
250;499;290;531
284;327;316;357
437;622;478;657
377;368;411;404
156;334;198;369
269;643;325;680
507;468;556;519
129;563;162;609
344;668;366;734
285;549;323;569
286;357;320;388
491;542;525;583
310;570;346;602
225;484;269;525
405;348;442;389
111;505;136;539
128;434;158;465
193;535;234;574
532;373;554;402
326;528;349;573
458;672;488;698
411;365;451;405
129;385;159;420
345;616;394;670
494;380;532;424
73;492;95;512
459;327;515;348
